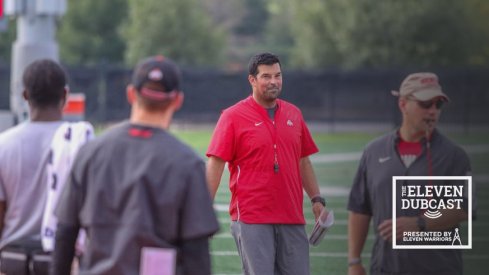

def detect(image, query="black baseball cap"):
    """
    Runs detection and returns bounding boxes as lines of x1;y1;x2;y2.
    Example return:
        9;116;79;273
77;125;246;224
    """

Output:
131;55;181;101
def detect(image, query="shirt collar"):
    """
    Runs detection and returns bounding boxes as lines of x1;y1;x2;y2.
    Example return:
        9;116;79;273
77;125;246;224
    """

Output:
246;95;281;117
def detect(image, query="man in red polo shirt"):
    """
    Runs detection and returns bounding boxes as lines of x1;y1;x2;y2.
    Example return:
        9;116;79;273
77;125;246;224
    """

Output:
206;52;327;274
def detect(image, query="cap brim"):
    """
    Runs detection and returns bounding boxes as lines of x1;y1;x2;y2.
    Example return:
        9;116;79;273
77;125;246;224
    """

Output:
140;87;177;101
411;89;450;102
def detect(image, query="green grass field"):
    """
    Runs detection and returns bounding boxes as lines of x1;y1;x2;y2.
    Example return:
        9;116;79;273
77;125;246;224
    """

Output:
171;128;489;275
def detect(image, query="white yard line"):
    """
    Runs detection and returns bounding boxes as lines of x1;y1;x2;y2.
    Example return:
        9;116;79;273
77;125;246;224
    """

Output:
474;174;489;183
214;204;229;212
319;186;350;197
464;144;489;154
211;250;489;259
310;152;362;163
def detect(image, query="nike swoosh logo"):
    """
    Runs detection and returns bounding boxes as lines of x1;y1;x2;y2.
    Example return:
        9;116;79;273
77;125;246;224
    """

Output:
379;156;391;163
255;122;263;126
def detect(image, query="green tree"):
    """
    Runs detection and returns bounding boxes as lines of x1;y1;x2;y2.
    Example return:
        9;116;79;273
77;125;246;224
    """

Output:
123;0;226;67
465;0;489;65
58;0;128;65
0;19;16;64
233;0;268;37
289;0;488;69
262;0;295;66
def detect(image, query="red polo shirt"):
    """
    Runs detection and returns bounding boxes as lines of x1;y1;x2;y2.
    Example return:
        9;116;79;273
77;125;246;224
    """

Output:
207;96;318;224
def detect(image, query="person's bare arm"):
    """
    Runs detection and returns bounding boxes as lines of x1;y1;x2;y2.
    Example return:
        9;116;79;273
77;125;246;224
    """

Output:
51;223;79;275
348;211;370;275
300;157;324;220
206;156;226;200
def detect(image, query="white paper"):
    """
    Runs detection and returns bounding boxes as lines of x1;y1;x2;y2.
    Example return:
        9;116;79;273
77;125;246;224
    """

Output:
140;247;177;275
309;209;335;246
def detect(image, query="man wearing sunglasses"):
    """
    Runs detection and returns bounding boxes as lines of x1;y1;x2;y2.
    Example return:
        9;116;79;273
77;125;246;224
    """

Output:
392;72;447;142
347;72;473;275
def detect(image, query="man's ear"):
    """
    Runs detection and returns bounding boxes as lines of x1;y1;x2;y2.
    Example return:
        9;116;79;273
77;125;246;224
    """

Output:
399;98;408;113
248;75;256;87
126;85;137;104
172;91;184;111
61;87;68;107
22;90;28;101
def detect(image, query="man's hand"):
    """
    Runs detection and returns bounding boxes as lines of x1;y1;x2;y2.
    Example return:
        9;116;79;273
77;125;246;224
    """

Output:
378;216;418;241
312;202;325;221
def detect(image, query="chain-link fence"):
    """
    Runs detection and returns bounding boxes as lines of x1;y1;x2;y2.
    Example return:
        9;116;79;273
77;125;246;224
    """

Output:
1;64;488;132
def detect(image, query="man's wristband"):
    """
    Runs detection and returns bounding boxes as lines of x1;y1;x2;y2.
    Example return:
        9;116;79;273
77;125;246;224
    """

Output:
348;257;362;267
311;195;326;207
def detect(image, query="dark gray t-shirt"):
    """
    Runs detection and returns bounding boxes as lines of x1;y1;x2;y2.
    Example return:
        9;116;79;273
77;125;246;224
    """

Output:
348;130;472;275
56;122;219;275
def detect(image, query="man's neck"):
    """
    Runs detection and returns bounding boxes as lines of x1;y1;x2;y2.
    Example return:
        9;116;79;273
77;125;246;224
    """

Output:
399;125;431;142
130;108;172;130
252;94;277;109
29;108;63;122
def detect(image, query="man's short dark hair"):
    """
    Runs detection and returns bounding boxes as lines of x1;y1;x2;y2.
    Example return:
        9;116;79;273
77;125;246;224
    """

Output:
22;59;67;108
248;52;281;77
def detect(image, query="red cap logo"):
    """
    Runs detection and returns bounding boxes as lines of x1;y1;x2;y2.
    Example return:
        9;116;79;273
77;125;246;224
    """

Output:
420;77;437;84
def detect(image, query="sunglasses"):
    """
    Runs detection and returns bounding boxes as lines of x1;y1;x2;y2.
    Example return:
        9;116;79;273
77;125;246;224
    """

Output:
408;98;445;110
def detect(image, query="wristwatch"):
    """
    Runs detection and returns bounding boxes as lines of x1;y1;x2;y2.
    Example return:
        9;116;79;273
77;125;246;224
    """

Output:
417;216;426;231
311;195;326;207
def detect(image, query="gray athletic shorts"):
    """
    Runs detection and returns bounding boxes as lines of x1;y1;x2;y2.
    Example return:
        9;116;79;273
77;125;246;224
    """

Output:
230;221;310;275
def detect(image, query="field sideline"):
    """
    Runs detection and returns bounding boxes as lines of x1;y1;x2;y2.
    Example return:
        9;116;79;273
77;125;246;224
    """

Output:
171;128;489;275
